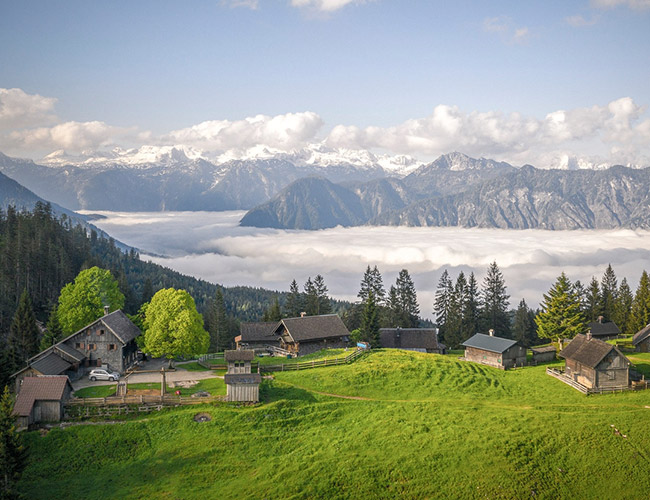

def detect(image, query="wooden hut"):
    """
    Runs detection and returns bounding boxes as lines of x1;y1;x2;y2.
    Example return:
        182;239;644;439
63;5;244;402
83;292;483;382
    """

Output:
379;328;446;354
531;346;557;364
12;376;73;430
632;324;650;353
224;350;261;402
235;322;280;352
461;332;526;370
587;317;621;340
273;314;350;356
559;333;630;390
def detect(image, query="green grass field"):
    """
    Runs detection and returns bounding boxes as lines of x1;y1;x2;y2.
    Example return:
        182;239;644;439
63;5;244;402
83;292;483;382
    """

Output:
19;350;650;499
255;348;350;365
74;379;227;398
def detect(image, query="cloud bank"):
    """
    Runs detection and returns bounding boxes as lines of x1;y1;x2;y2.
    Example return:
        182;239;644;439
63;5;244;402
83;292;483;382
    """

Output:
82;210;650;318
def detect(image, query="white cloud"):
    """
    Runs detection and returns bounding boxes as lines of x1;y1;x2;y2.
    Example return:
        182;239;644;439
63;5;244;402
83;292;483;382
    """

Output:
482;16;530;44
83;210;650;317
220;0;259;9
325;98;650;168
290;0;370;12
591;0;650;10
163;111;323;152
0;88;57;131
565;14;600;26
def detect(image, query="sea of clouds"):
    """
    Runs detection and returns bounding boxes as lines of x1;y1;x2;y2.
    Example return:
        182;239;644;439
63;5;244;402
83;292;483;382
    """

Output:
81;210;650;317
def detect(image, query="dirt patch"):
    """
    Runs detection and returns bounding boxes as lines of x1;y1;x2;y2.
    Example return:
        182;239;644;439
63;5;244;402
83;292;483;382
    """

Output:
193;412;212;423
172;380;199;388
126;389;161;396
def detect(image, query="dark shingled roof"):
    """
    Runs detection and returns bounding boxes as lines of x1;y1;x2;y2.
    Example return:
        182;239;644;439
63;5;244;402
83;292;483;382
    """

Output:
276;314;350;342
101;310;142;344
559;334;629;368
462;333;518;353
224;373;262;384
632;324;650;346
239;322;279;342
531;346;557;354
379;328;441;350
225;350;255;362
13;376;72;417
54;343;85;363
30;352;71;375
587;320;621;337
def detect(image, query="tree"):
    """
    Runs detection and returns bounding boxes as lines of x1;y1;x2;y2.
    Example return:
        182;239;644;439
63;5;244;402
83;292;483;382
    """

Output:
585;277;602;322
262;296;282;322
480;262;510;336
284;279;303;318
7;289;40;372
313;275;332;315
358;265;386;305
600;264;618;321
0;386;27;499
394;269;419;328
513;299;536;347
443;272;465;348
143;288;209;360
57;267;125;335
535;273;586;349
40;305;63;351
205;289;228;352
303;277;318;316
630;270;650;334
613;278;633;335
140;278;154;306
433;270;453;340
360;290;380;346
461;272;480;342
385;285;401;327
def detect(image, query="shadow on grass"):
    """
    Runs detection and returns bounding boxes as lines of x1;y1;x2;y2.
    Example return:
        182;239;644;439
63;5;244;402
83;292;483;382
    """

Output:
632;362;650;377
261;382;317;404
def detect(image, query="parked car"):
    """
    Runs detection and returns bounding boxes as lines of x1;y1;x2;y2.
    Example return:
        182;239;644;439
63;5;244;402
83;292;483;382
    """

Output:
88;369;120;381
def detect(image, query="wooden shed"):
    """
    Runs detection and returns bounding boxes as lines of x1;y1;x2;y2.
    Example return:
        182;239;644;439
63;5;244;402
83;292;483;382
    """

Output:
632;324;650;353
235;322;280;352
379;328;446;354
559;334;630;390
12;376;73;430
224;350;261;403
587;317;621;340
274;314;350;356
531;346;557;364
462;333;526;370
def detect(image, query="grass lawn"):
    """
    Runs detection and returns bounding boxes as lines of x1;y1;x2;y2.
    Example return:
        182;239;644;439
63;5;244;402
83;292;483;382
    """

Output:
176;361;213;372
19;350;650;499
74;379;226;398
256;348;350;365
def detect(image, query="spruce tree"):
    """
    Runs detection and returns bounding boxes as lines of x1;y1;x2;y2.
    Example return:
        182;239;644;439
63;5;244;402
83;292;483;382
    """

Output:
7;289;40;372
630;270;650;334
395;269;419;327
284;279;303;318
480;261;510;336
433;270;453;341
461;272;480;342
358;265;386;305
600;264;618;321
262;296;282;322
613;278;633;335
444;272;466;348
513;299;536;347
303;277;318;316
386;285;400;327
40;305;63;351
140;278;155;306
360;290;380;346
585;277;602;322
535;273;585;348
206;289;228;352
313;274;332;315
0;386;27;499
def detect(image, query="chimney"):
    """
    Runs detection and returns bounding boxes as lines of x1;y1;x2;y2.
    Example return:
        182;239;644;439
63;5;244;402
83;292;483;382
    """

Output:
597;316;604;324
104;305;110;316
489;329;494;337
586;330;592;340
300;311;306;318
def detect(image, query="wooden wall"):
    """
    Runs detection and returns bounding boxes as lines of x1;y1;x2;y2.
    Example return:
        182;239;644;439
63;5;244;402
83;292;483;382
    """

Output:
226;383;259;402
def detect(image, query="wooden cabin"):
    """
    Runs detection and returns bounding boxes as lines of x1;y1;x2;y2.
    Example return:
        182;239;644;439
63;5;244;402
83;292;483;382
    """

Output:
632;324;650;353
462;332;526;370
531;345;557;364
379;328;446;354
12;376;73;430
587;317;621;340
235;322;280;352
559;334;630;390
273;314;350;356
224;350;261;402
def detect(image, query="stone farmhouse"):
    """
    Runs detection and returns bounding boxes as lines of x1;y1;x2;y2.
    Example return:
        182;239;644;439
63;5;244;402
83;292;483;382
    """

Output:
13;309;140;393
379;328;447;354
461;332;526;370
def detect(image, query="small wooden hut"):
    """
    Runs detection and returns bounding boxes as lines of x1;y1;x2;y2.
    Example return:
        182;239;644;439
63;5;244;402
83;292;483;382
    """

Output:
531;346;557;364
379;328;446;354
632;324;650;353
12;376;73;430
224;350;261;402
461;332;526;370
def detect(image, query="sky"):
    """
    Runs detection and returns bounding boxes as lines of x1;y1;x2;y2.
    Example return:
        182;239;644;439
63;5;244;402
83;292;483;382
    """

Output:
1;0;650;167
82;210;650;316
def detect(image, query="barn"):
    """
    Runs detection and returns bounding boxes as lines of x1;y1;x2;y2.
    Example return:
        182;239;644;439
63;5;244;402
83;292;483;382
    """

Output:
224;350;261;403
587;317;621;340
234;322;280;352
531;346;557;364
12;376;73;430
274;314;350;356
632;324;650;353
379;328;446;354
462;332;526;370
559;333;630;390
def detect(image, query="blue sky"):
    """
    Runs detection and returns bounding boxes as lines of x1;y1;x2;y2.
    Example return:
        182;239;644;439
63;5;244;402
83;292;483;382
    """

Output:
1;0;649;167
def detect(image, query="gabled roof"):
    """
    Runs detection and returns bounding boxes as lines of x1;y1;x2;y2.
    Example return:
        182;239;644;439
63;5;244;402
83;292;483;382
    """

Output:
13;376;73;417
530;346;557;354
276;314;350;342
379;328;441;350
100;310;141;344
587;320;621;337
239;322;279;342
462;333;519;354
54;343;85;363
559;334;629;369
30;352;71;375
224;373;262;384
225;350;255;362
632;324;650;346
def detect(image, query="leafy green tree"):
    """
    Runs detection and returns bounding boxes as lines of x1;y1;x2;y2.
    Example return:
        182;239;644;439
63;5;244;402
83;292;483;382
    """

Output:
585;277;602;322
358;265;386;305
0;386;27;499
143;288;209;360
535;273;586;349
513;299;536;347
600;264;618;321
613;278;633;335
7;289;40;371
630;270;650;334
57;267;125;335
480;262;510;336
284;279;303;318
40;305;63;351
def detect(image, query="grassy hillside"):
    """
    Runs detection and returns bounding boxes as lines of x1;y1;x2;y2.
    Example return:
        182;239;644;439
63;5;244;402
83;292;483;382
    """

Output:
18;351;650;499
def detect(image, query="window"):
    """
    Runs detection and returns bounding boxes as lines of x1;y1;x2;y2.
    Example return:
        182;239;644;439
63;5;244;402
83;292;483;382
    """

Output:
88;343;97;351
99;329;105;335
108;344;117;351
75;342;84;350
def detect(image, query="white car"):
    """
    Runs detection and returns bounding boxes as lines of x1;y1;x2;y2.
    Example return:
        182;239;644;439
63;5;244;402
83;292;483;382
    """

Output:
88;369;120;381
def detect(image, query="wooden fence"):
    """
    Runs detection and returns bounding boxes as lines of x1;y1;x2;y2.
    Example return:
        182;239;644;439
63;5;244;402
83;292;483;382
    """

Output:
546;367;646;394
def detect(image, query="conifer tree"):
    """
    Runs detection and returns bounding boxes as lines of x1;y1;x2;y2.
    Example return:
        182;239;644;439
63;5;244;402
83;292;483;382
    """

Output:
513;299;536;347
40;305;63;351
433;270;453;340
358;265;386;305
303;277;318;316
630;270;650;334
535;273;585;348
461;272;480;341
585;277;602;322
480;261;510;336
600;264;618;321
140;278;155;307
284;279;303;318
386;285;400;327
262;296;282;322
313;274;332;315
613;278;633;334
395;269;419;328
0;386;27;498
7;289;40;371
444;272;466;348
205;289;228;352
360;290;380;346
